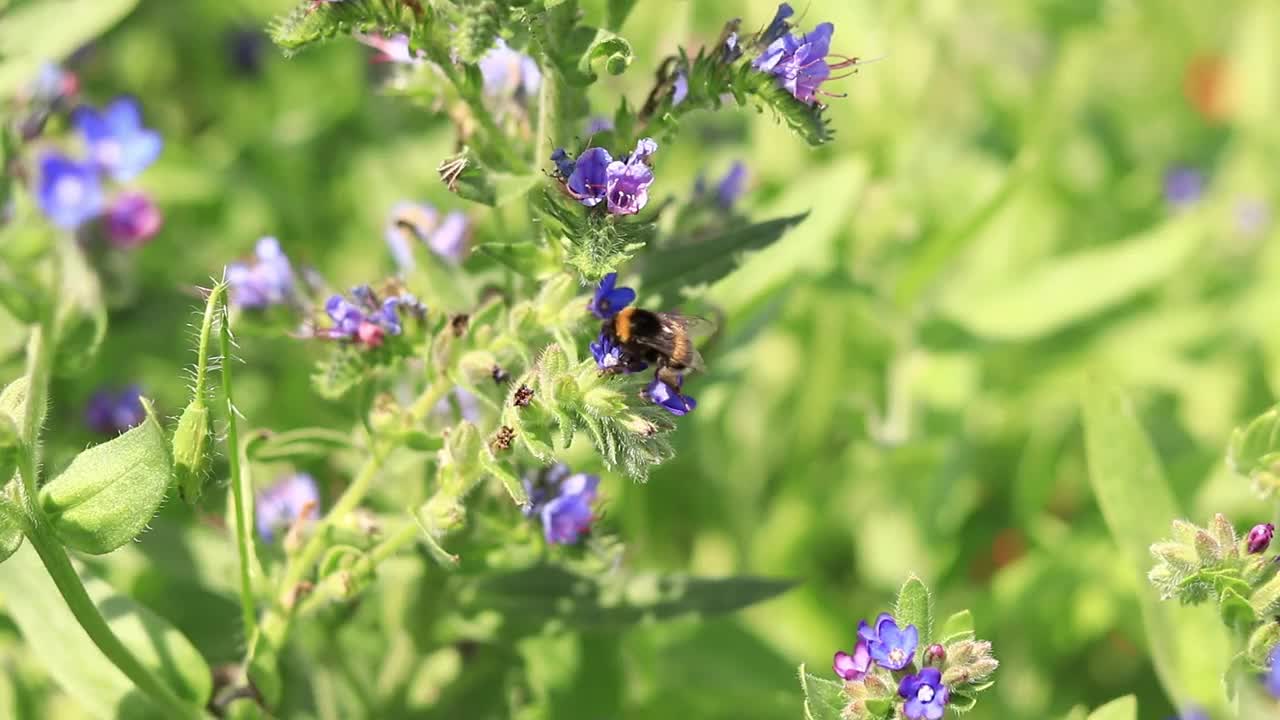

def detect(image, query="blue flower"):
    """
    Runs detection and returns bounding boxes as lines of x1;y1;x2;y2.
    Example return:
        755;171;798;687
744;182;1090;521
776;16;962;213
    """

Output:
73;97;162;181
716;162;748;208
605;138;658;216
84;385;145;436
833;639;871;681
478;38;541;99
585;116;614;135
104;191;162;248
256;473;320;542
1266;646;1280;699
753;22;838;105
1167;708;1210;720
673;70;689;105
646;376;697;416
354;32;423;65
324;286;413;346
539;472;600;544
759;3;795;47
522;464;571;518
226;237;294;309
590;330;648;373
898;667;949;720
550;148;577;178
589;272;636;319
567;147;613;207
1164;166;1204;207
36;153;103;229
858;613;918;670
386;202;470;269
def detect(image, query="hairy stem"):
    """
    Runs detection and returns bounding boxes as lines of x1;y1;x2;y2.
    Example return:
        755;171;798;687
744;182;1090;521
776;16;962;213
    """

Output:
294;521;421;617
219;293;260;639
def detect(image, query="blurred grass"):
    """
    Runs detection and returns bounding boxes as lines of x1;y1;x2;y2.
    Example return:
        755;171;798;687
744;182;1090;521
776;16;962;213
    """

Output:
3;0;1280;717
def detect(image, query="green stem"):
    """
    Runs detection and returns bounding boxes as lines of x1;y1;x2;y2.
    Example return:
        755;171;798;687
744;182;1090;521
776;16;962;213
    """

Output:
26;525;204;719
219;293;259;639
294;521;421;617
17;326;51;502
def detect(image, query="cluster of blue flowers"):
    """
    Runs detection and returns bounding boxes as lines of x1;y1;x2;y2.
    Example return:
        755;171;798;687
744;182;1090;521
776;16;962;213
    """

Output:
83;384;146;436
833;613;950;720
551;138;658;216
587;274;697;416
37;96;164;248
323;285;425;348
226;236;296;310
752;3;857;106
522;465;601;545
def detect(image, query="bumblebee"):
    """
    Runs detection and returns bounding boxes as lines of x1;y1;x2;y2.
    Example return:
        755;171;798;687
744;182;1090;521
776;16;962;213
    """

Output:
603;307;711;385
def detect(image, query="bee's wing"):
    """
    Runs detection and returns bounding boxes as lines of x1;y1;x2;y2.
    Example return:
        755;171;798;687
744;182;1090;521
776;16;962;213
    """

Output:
633;313;712;371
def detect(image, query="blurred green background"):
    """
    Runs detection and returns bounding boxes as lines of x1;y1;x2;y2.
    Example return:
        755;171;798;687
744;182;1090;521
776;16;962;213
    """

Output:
4;0;1280;717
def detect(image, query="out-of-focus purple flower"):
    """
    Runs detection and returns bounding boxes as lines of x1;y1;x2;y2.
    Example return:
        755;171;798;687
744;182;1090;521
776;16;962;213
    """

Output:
104;191;162;248
716;161;748;208
673;70;689;105
898;667;949;720
385;202;469;268
1266;646;1280;699
36;153;103;229
354;32;424;65
550;148;576;178
590;330;647;373
432;387;482;423
1167;708;1210;720
226;237;294;309
833;640;871;681
226;29;267;76
758;3;795;47
588;272;635;319
522;464;571;518
256;473;320;542
567;147;613;207
753;22;839;105
85;385;145;435
646;375;696;416
540;472;599;544
1164;166;1204;207
858;613;918;670
605;138;658;215
26;63;78;105
324;285;411;347
73;97;162;181
478;38;541;99
585;116;614;135
1248;523;1275;554
1236;198;1270;236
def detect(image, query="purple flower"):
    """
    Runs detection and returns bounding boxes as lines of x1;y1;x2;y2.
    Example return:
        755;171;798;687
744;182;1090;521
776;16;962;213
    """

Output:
539;472;599;544
585;116;614;135
1248;523;1275;554
522;464;571;518
1266;645;1280;699
759;3;795;47
104;191;162;248
646;375;697;416
226;237;294;309
590;330;647;373
716;162;748;208
478;38;541;99
550;148;576;178
37;153;103;229
588;272;636;319
1168;708;1210;720
898;667;949;720
567;147;613;207
354;32;423;65
673;70;689;105
226;28;267;76
753;22;838;105
833;640;872;681
73;97;162;181
858;613;918;670
256;473;320;542
84;385;145;435
432;387;482;423
605;138;658;215
386;202;469;268
1164;167;1204;207
324;286;411;346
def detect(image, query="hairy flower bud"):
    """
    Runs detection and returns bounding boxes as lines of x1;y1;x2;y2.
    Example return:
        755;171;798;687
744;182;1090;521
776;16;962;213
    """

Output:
173;397;211;505
1246;523;1274;554
923;643;946;667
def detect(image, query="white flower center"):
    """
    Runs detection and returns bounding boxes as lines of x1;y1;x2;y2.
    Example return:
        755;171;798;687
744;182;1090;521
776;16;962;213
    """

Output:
54;176;84;206
917;685;935;703
96;140;123;167
888;648;906;666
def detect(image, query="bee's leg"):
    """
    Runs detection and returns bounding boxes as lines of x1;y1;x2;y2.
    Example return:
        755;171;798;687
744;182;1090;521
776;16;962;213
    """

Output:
655;364;684;388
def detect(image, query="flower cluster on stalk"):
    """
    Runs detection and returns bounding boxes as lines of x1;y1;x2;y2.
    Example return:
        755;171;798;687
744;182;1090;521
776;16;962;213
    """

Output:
36;96;164;248
551;138;659;216
522;465;601;545
749;3;859;105
322;285;425;349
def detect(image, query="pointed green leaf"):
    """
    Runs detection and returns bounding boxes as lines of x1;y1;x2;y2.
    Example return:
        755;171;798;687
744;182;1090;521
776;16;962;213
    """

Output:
0;500;22;563
0;543;210;716
0;0;139;98
640;213;809;295
798;664;845;720
1082;381;1230;713
939;609;975;644
1219;586;1255;630
467;565;795;628
894;574;933;646
244;427;354;463
1085;695;1136;720
948;690;978;713
39;399;173;554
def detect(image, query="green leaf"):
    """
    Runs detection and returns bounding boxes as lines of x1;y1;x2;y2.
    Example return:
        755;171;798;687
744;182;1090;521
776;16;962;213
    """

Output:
473;242;549;278
939;214;1203;340
0;0;139;98
244;427;353;463
939;609;975;644
1082;381;1230;713
894;574;933;646
1219;586;1255;629
439;150;540;207
0;500;22;563
39;399;173;554
466;565;795;628
0;543;211;717
604;0;637;31
798;664;845;720
949;690;978;713
1227;403;1280;477
640;213;809;295
1084;695;1136;720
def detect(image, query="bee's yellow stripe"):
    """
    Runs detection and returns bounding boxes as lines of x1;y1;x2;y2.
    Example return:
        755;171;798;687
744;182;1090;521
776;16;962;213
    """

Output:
615;307;634;342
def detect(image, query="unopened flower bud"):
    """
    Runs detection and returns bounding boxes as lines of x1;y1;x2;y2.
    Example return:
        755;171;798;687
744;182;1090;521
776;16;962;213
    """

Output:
173;398;211;505
1247;523;1275;554
1194;529;1222;563
923;643;946;667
